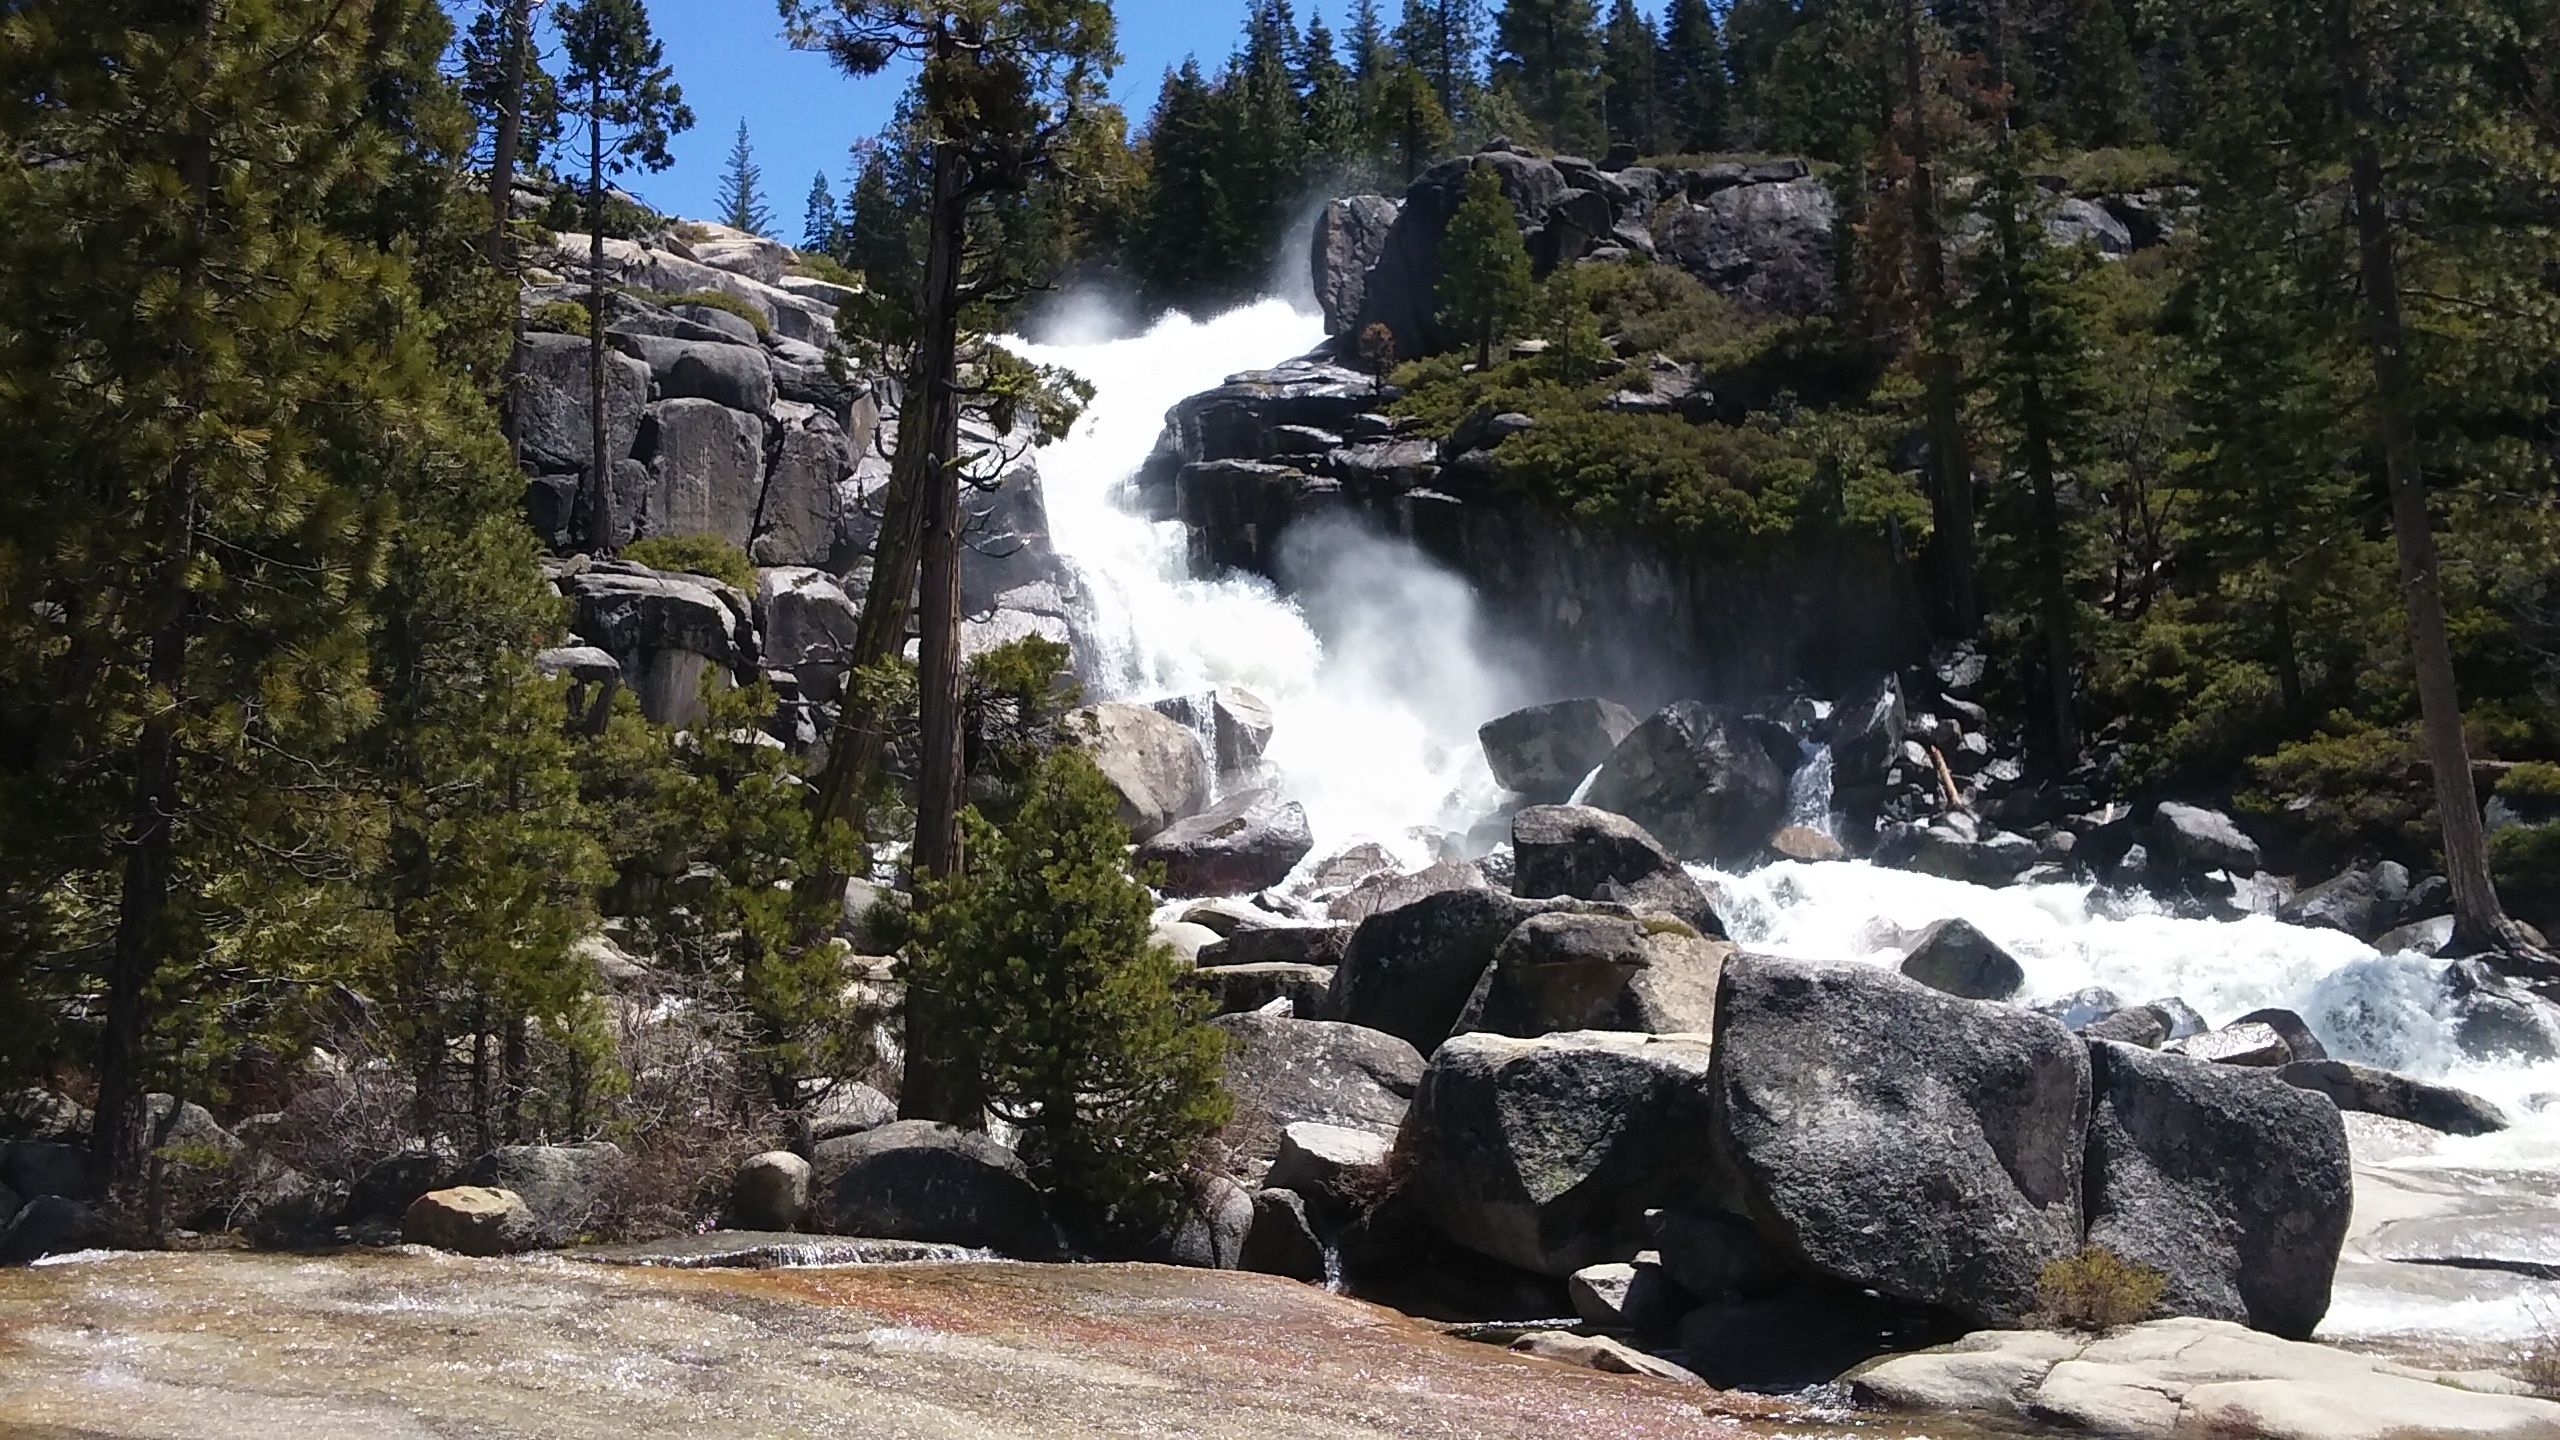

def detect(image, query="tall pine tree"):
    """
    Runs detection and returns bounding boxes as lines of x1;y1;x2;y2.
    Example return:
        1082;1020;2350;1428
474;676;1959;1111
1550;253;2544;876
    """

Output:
719;118;774;235
1490;0;1607;154
1599;0;1658;155
1653;0;1726;154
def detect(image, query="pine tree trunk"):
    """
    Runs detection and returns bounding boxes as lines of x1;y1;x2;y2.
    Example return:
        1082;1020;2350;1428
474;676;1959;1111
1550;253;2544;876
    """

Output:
95;116;214;1204
1990;149;2076;764
2335;21;2545;970
486;0;533;264
1899;0;1976;638
582;80;614;555
897;132;986;1127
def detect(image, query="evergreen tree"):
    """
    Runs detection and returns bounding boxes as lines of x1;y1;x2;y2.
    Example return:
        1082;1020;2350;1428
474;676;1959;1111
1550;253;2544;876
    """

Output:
1132;60;1250;310
1653;0;1726;154
907;748;1228;1223
1600;0;1658;155
557;0;693;555
1395;0;1485;125
1346;0;1397;119
1437;160;1537;365
2038;0;2147;148
1490;0;1607;154
719;119;774;235
1721;0;1800;141
1299;8;1361;173
783;0;1113;1121
459;0;563;256
1374;56;1456;181
841;140;918;294
801;170;840;253
2189;0;2560;965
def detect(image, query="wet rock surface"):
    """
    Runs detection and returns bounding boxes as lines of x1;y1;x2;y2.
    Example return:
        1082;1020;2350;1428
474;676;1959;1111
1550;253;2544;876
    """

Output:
0;1252;1795;1439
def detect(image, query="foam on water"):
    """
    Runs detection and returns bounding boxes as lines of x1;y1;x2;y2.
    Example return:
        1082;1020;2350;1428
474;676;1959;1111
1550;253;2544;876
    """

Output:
1009;300;1509;863
1707;858;2560;1169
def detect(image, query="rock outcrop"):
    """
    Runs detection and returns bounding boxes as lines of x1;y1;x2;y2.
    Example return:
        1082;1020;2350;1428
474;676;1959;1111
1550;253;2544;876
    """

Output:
1455;911;1727;1037
823;1120;1063;1258
1329;889;1568;1051
1401;1030;1719;1277
1135;788;1314;896
1710;957;2090;1327
1584;703;1789;865
1478;699;1638;802
1508;804;1721;931
2082;1041;2351;1340
403;1186;538;1256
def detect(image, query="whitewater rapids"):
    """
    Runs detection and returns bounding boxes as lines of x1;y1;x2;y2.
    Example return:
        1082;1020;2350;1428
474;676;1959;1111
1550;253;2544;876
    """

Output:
1015;298;2560;1351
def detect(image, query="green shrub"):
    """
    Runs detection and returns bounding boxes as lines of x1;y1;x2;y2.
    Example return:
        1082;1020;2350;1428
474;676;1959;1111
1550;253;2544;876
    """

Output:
528;299;592;335
2492;823;2560;933
643;288;771;336
2037;1245;2167;1332
2242;721;2431;859
1491;408;1812;543
2054;146;2188;195
788;251;862;289
621;533;755;592
908;748;1231;1227
541;188;662;241
2499;762;2560;807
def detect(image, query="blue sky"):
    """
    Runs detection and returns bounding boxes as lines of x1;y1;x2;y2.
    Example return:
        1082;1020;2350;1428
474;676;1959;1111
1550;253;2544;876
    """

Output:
541;0;1675;229
601;0;1277;228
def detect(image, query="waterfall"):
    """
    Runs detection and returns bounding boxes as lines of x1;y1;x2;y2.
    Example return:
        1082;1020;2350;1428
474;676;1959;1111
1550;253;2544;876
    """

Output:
1008;301;1509;863
1008;295;2560;1347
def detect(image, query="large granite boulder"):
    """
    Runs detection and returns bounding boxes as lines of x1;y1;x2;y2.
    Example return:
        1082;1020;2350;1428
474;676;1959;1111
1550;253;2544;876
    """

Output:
402;1186;538;1256
1401;1030;1719;1277
1134;788;1314;896
2147;802;2262;875
1710;956;2090;1326
1148;686;1276;776
824;1120;1063;1258
1509;804;1720;932
1584;702;1789;865
754;566;858;698
0;1193;110;1265
1456;911;1728;1037
1356;150;1571;358
752;406;853;568
1898;917;2026;1001
1209;1013;1426;1161
1325;857;1490;925
512;331;649;475
1071;703;1211;842
1657;177;1838;315
2275;1058;2507;1136
608;333;777;415
2082;1040;2352;1340
1329;889;1566;1051
1311;193;1399;337
460;1142;628;1248
559;564;748;726
731;1151;813;1231
641;398;766;549
1478;699;1639;802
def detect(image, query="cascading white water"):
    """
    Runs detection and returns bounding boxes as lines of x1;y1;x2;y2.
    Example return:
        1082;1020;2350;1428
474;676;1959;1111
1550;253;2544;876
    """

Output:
1009;299;1510;863
1014;294;2559;1347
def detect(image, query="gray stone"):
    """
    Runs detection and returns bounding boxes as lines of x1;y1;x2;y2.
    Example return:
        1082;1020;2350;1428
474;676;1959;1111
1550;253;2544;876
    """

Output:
823;1120;1062;1258
2081;1005;2173;1049
1711;956;2090;1326
1478;699;1639;801
2230;1008;2327;1063
1153;1174;1253;1269
402;1186;538;1257
1585;702;1789;866
1567;1255;1686;1335
642;398;765;549
1310;194;1400;337
2044;197;2135;255
2148;802;2261;875
1456;911;1728;1037
461;1142;628;1248
0;1090;90;1143
1199;924;1352;968
1265;1122;1392;1214
2;1142;96;1203
1898;917;2026;1001
732;1151;812;1231
0;1193;110;1265
1147;687;1276;776
1072;703;1211;842
1403;1030;1719;1277
1509;804;1721;931
1325;857;1490;925
2083;1040;2352;1339
2277;867;2381;936
752;409;852;567
1241;1186;1328;1281
533;645;621;684
1134;788;1314;896
1186;962;1335;1018
2444;957;2560;1060
1210;1013;1426;1161
1657;177;1839;315
609;333;778;415
512;332;650;474
1648;1205;1790;1300
2276;1059;2508;1136
809;1080;899;1144
2169;1021;2291;1067
1330;888;1568;1052
754;566;858;698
